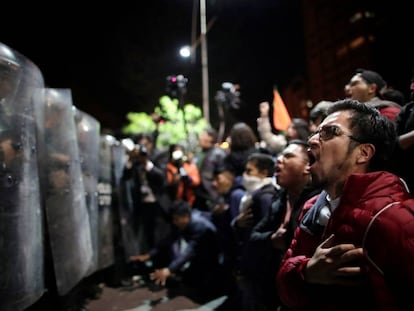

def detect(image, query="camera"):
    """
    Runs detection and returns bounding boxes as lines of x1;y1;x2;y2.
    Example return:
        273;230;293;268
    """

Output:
121;139;148;158
137;144;148;157
214;82;241;109
178;166;188;179
166;74;188;98
172;149;184;162
171;149;189;181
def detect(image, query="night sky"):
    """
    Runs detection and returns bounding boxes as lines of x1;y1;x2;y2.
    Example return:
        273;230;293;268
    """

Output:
1;0;304;133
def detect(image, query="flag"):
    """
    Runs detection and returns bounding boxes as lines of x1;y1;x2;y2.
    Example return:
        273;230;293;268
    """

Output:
272;87;291;131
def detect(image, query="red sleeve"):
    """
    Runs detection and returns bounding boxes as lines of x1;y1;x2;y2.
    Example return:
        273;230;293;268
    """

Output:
379;106;401;122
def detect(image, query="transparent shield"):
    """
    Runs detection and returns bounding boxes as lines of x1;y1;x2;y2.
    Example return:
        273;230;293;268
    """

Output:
39;88;93;296
0;42;45;311
97;135;115;269
74;108;101;275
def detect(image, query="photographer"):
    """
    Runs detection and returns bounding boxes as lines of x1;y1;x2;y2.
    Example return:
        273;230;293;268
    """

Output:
130;200;221;302
122;133;169;252
166;144;200;207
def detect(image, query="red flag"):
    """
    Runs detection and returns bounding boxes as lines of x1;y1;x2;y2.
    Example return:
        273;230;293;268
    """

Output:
272;88;291;131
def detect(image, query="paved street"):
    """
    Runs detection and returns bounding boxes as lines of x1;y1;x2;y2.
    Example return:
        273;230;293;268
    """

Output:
84;281;228;311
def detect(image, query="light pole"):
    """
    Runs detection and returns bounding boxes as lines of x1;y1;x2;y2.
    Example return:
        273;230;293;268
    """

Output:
180;0;216;125
200;0;209;124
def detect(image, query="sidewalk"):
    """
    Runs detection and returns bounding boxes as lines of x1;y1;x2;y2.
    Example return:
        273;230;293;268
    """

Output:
84;280;228;311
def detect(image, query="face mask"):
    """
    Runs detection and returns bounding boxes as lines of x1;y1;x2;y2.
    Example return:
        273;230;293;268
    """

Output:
242;173;263;193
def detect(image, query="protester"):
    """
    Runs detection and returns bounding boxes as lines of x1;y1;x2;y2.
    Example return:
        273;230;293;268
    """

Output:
231;152;279;293
193;128;227;211
225;122;258;177
257;101;287;155
277;99;414;311
285;118;310;142
308;100;333;132
239;140;320;311
347;68;401;121
210;161;246;310
390;75;414;193
256;101;310;156
232;152;279;240
129;200;221;300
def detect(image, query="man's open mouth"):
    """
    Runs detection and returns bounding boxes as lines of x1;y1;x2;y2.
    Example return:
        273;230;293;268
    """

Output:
307;149;316;166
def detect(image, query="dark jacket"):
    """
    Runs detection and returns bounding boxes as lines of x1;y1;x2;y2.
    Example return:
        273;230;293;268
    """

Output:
149;210;220;285
237;186;320;311
194;146;227;210
391;101;414;192
244;187;320;279
211;175;245;273
232;182;280;261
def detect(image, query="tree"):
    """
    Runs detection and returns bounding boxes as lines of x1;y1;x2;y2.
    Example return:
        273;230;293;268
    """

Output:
122;95;208;152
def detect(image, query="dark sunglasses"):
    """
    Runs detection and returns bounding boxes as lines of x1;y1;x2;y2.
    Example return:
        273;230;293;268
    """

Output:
308;125;362;143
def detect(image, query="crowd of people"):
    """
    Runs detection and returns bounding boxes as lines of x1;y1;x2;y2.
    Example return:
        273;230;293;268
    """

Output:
121;68;414;311
2;38;414;311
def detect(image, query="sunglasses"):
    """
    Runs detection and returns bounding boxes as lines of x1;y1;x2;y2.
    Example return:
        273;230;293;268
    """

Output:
308;125;362;143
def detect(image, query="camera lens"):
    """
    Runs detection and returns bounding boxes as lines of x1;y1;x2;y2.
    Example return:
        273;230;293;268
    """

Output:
139;144;148;156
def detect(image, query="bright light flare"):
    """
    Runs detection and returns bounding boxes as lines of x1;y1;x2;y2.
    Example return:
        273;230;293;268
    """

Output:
179;46;191;58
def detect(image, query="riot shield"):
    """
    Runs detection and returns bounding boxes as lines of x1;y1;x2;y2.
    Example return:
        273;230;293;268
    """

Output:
0;43;20;116
116;144;144;259
112;141;128;189
97;135;115;270
0;42;45;310
109;140;129;282
74;108;100;275
39;88;93;296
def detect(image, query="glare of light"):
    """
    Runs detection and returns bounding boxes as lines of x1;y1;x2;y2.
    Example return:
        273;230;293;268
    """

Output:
80;120;90;132
179;46;191;58
105;135;116;144
219;141;229;149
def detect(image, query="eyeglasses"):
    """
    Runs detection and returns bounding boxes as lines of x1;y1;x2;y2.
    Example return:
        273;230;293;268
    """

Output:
308;125;362;143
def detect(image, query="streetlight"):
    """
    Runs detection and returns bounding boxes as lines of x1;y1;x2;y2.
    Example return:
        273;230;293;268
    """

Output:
200;0;209;125
179;46;191;58
179;0;216;125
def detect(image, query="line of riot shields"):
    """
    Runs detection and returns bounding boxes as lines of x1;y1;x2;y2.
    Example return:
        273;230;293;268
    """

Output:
0;42;140;310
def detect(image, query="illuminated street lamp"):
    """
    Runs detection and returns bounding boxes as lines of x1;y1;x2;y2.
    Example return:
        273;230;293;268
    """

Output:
179;46;191;58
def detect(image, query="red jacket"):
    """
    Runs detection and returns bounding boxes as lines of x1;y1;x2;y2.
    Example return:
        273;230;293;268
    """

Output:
277;171;414;311
368;97;401;122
